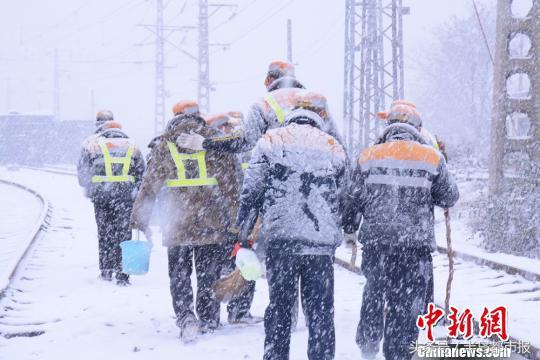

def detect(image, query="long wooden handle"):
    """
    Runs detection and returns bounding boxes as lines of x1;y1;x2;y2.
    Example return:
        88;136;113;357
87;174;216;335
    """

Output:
444;208;453;322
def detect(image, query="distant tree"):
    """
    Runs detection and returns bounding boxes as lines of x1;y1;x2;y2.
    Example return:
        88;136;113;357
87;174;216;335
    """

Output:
409;4;495;164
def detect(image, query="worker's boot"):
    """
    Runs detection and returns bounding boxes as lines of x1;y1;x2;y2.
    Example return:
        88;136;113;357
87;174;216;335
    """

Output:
177;315;199;343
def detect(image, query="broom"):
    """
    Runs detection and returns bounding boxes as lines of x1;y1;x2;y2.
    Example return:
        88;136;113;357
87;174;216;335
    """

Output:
213;268;247;302
213;214;262;302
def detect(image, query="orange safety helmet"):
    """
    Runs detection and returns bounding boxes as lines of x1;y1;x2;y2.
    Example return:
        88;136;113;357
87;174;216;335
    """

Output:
172;100;199;117
264;60;295;87
96;109;114;126
377;100;422;129
295;92;329;119
205;111;243;134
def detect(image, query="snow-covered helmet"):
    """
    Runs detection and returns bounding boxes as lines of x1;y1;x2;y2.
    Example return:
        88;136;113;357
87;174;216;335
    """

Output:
96;109;114;127
284;91;328;129
378;100;422;129
264;60;295;88
172;100;199;117
205;111;243;134
165;100;202;131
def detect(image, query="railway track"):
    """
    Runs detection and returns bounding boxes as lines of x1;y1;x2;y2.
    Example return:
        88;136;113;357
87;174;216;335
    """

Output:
0;179;52;297
3;166;539;358
0;178;52;339
335;247;540;360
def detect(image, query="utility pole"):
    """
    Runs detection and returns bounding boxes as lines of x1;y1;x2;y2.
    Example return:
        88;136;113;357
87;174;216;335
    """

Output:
489;0;538;193
287;19;293;63
343;0;408;154
486;0;539;255
142;1;234;121
155;0;166;134
140;1;195;134
198;0;211;114
53;48;60;121
197;1;235;114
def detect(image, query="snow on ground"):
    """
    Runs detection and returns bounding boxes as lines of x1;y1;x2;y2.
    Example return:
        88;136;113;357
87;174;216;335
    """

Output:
0;179;44;291
0;167;536;360
431;176;540;351
434;176;540;276
0;168;368;360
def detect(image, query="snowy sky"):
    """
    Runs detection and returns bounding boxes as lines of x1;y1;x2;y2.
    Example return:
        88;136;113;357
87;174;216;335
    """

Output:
0;0;495;147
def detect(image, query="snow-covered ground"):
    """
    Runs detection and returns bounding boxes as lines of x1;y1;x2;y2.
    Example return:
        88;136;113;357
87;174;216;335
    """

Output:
434;176;540;276
0;168;367;360
0;167;536;360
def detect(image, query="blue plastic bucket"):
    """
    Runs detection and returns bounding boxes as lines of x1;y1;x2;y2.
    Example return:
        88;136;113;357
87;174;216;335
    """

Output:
120;240;152;275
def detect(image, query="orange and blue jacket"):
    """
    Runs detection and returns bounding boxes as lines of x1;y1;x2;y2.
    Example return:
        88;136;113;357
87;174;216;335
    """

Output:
342;123;459;250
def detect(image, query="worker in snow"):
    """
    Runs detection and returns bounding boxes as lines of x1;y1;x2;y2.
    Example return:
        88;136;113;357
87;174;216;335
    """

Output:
130;101;241;342
204;111;260;325
175;60;343;153
175;61;345;332
235;92;347;360
77;110;145;286
342;100;459;360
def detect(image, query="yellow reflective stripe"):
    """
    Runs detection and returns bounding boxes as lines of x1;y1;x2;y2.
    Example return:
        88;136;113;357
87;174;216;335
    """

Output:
122;145;134;177
241;162;249;170
91;175;135;183
265;93;286;124
91;141;135;183
166;141;218;187
101;142;113;177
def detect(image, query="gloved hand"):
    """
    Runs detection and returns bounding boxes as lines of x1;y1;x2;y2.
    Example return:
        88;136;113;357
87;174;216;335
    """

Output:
142;226;153;246
344;232;357;246
131;220;153;246
176;131;205;151
235;248;262;281
231;240;254;257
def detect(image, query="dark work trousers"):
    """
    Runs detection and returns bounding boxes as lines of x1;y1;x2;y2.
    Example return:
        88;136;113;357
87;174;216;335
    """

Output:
221;243;256;320
264;250;335;360
93;194;133;280
356;245;433;360
168;244;223;328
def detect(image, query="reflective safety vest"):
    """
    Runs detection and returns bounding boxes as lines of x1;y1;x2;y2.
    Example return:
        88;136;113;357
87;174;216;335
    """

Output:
264;93;289;125
166;141;218;187
420;127;440;151
91;140;135;183
240;162;250;170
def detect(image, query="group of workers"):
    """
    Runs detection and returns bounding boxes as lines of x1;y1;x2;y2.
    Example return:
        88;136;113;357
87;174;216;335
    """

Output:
77;60;459;360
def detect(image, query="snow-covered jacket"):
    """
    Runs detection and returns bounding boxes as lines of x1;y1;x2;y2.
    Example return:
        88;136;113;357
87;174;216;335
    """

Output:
77;128;145;202
202;77;343;153
131;116;241;247
342;123;459;250
236;110;347;255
